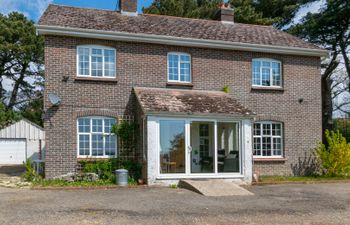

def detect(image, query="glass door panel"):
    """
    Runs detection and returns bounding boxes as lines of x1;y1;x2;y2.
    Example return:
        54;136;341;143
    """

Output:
159;120;186;174
190;121;215;173
217;122;240;173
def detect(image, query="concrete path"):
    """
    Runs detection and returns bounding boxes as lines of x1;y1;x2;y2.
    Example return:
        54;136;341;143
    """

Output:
0;165;29;188
1;183;350;224
179;179;254;196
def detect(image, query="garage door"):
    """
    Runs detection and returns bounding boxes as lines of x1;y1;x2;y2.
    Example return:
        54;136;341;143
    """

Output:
0;139;26;165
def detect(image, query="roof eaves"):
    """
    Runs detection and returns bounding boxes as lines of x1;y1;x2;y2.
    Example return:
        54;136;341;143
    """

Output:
36;25;329;57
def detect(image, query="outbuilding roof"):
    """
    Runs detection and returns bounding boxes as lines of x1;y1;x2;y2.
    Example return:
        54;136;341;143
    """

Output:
133;87;254;117
38;4;323;52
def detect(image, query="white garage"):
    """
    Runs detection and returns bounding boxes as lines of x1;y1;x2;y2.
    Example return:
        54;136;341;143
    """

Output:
0;119;45;165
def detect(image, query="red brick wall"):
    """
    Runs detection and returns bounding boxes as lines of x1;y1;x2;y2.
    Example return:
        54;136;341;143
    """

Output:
43;35;322;178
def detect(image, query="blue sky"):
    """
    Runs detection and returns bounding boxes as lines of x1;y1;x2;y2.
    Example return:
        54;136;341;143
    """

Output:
0;0;154;21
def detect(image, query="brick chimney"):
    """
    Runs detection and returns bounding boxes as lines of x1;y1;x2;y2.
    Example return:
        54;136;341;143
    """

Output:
216;3;234;24
119;0;138;16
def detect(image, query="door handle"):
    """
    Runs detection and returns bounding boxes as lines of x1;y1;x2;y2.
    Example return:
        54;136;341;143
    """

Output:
188;146;192;153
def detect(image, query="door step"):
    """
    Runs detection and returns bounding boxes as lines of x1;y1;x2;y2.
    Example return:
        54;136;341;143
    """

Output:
178;179;253;196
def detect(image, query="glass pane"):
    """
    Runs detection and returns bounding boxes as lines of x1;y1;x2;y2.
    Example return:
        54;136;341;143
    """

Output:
261;67;270;86
190;121;214;173
91;134;104;156
168;54;179;81
180;55;190;62
92;119;103;132
180;62;190;82
252;61;261;85
105;135;116;156
159;120;186;174
253;123;261;136
78;48;90;75
104;50;116;77
79;134;90;155
262;124;271;135
272;62;281;86
217;122;240;173
273;137;282;156
253;137;261;156
262;137;272;156
272;123;281;136
104;118;116;133
92;48;102;55
78;118;90;133
91;56;103;77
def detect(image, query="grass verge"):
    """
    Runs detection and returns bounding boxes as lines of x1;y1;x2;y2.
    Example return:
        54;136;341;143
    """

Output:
257;175;350;185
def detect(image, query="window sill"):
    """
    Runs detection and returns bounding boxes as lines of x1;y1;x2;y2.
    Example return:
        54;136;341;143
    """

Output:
77;157;116;160
166;82;193;88
253;157;287;162
75;77;118;83
251;86;284;92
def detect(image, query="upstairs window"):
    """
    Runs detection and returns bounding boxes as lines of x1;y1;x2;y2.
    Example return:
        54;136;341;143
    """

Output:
253;122;283;158
252;59;281;87
168;52;191;83
77;45;116;78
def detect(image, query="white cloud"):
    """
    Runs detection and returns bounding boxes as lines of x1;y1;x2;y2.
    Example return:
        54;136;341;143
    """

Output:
292;0;326;25
0;0;53;20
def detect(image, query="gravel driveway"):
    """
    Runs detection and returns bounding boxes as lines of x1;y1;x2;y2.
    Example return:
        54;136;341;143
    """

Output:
0;183;349;225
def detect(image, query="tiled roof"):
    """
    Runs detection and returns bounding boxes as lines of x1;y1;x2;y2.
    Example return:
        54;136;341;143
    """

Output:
38;4;320;50
133;87;255;117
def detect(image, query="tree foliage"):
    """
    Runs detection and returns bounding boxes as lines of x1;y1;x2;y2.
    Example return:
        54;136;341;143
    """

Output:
0;12;44;126
288;0;350;130
143;0;316;27
316;130;350;176
0;102;20;129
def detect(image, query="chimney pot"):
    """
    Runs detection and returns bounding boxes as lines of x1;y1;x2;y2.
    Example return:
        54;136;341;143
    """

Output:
119;0;138;16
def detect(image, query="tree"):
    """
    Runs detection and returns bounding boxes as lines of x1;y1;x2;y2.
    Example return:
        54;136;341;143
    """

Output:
0;102;20;129
143;0;316;27
288;0;350;131
0;12;44;111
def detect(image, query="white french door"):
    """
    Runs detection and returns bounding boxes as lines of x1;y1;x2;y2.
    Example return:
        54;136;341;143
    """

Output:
158;118;241;177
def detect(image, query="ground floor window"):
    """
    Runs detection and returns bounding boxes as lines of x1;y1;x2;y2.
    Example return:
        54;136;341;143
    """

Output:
77;117;117;157
253;121;283;157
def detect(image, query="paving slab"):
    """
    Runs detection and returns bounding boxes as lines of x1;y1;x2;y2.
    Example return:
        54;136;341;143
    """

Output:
178;179;254;196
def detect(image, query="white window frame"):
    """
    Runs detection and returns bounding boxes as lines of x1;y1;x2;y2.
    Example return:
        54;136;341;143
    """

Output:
253;121;283;158
76;45;117;78
167;52;192;83
252;58;282;88
77;116;117;158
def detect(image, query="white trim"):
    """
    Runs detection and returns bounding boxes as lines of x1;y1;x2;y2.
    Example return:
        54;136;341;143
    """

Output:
76;45;117;78
77;116;117;158
36;25;329;57
252;58;282;88
167;52;192;83
253;121;283;158
155;117;243;179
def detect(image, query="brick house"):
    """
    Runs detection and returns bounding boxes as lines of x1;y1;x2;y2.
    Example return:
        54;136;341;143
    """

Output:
36;0;327;185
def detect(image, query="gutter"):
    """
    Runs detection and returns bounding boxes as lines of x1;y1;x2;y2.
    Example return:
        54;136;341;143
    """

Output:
36;25;329;57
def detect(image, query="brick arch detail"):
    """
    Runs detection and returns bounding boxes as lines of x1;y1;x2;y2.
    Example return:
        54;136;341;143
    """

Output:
254;114;284;123
74;109;119;120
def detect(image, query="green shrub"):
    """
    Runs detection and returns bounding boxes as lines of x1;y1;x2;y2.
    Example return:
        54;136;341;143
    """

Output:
111;121;136;149
22;160;41;182
79;158;142;182
316;130;350;176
